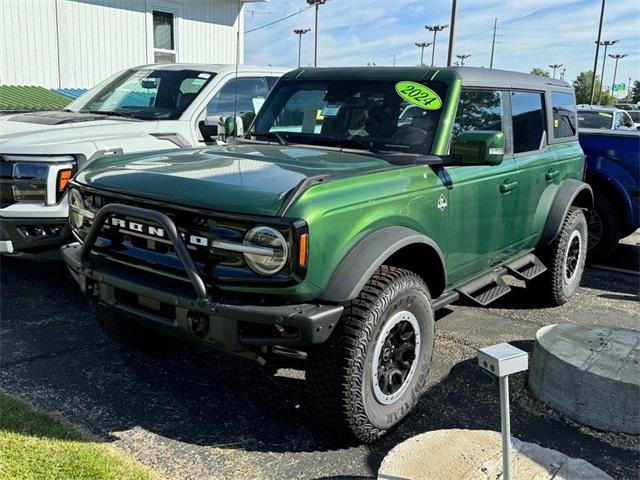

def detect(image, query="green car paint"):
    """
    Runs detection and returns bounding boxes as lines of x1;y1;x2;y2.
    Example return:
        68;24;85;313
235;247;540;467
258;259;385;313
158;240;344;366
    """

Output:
70;67;585;303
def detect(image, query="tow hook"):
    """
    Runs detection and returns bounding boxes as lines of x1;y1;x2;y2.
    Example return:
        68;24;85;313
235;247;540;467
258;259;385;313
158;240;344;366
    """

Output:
188;312;210;339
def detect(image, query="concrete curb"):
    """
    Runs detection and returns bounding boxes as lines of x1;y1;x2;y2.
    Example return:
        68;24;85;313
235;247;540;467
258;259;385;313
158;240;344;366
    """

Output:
378;429;612;480
529;324;640;434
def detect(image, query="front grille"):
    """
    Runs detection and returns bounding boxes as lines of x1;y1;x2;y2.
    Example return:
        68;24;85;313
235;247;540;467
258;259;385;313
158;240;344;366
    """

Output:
75;189;301;286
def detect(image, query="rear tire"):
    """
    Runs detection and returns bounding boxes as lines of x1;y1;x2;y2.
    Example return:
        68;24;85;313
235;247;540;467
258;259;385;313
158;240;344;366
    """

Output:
93;303;175;352
535;207;588;306
306;266;434;443
587;192;620;260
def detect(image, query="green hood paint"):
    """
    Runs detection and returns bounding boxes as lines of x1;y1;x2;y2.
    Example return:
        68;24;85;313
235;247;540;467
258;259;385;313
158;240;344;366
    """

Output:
74;144;399;216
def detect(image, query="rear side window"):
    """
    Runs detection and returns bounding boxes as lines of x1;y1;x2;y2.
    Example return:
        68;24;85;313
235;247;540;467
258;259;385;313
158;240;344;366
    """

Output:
551;92;577;139
452;89;504;138
511;91;546;153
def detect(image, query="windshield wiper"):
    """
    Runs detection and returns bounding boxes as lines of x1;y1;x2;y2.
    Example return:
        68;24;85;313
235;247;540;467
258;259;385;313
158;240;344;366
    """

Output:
87;110;137;119
249;131;288;146
334;137;385;154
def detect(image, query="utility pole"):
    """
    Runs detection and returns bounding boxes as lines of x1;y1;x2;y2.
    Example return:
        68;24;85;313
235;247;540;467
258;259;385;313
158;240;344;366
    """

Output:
456;54;471;66
597;40;619;103
447;0;458;67
549;64;563;79
415;42;432;67
425;24;448;67
590;0;606;105
294;28;311;68
608;53;627;101
489;18;497;69
628;77;633;102
307;0;327;67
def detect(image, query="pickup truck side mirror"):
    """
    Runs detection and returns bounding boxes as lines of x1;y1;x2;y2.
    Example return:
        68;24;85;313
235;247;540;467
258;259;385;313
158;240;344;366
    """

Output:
450;131;505;166
203;115;245;140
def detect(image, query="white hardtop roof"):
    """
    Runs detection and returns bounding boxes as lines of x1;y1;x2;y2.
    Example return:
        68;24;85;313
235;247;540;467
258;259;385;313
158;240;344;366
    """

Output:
135;63;289;74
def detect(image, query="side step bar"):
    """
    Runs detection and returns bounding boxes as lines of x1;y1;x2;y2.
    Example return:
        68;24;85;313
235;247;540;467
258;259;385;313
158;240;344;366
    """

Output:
506;253;547;281
454;253;547;307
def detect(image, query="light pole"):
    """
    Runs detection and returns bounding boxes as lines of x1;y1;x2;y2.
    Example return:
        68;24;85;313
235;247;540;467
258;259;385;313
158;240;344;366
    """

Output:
307;0;327;67
560;67;566;80
425;24;448;67
456;54;471;66
589;0;606;104
415;42;432;67
608;54;627;100
447;0;458;67
549;64;563;79
597;40;619;103
294;28;311;68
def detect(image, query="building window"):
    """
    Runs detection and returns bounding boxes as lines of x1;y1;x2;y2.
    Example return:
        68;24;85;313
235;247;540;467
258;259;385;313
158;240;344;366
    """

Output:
153;11;176;64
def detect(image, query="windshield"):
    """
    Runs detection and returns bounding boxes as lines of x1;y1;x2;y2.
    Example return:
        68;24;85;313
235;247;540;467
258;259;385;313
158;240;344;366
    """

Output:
251;78;447;154
67;68;214;120
577;110;613;129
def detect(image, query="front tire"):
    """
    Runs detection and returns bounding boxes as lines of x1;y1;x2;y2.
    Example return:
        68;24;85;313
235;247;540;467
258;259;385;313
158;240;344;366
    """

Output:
535;207;588;306
306;266;435;443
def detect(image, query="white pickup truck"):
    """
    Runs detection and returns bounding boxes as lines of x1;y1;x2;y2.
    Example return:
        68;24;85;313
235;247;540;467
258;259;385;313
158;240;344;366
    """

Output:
0;63;286;257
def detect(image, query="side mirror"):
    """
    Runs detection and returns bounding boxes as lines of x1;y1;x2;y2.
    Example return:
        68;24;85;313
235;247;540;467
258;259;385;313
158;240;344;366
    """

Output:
450;131;505;166
223;115;244;138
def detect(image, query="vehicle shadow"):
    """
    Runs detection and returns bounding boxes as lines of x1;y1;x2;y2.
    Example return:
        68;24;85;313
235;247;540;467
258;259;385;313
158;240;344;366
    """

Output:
1;259;637;479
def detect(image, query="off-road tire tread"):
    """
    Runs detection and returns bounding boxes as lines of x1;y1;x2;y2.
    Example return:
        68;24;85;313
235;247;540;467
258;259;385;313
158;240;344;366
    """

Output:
306;266;433;443
536;207;587;306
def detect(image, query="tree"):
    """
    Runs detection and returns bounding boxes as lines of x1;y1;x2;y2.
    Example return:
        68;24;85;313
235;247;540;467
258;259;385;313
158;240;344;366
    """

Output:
631;80;640;104
530;67;550;77
572;70;614;105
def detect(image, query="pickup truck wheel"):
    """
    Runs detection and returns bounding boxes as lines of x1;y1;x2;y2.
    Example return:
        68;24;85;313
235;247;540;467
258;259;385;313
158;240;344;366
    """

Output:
306;266;434;443
535;207;588;306
587;192;620;260
92;303;175;352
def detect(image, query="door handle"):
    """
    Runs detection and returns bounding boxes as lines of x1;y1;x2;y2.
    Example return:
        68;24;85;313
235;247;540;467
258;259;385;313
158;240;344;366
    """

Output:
545;170;560;181
499;180;519;194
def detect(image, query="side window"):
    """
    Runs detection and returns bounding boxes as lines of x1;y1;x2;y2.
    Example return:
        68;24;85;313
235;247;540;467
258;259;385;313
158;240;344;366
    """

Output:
207;77;269;126
551;91;577;139
511;91;546;154
452;89;504;138
622;112;634;128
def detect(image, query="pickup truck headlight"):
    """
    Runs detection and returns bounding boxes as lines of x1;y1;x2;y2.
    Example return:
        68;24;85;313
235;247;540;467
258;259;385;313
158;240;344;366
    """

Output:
1;155;75;205
243;226;289;275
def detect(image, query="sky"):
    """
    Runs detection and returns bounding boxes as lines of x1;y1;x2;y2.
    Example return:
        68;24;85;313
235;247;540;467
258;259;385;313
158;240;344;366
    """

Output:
244;0;640;99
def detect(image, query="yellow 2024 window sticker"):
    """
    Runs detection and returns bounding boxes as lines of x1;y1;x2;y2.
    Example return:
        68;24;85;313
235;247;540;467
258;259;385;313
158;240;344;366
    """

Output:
395;81;442;110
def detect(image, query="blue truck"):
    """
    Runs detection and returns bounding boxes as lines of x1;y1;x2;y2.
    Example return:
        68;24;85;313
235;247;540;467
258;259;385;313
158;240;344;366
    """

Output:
579;128;640;258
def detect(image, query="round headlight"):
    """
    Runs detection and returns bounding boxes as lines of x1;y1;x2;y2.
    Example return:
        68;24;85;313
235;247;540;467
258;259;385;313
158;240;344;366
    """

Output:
69;189;85;229
243;226;289;275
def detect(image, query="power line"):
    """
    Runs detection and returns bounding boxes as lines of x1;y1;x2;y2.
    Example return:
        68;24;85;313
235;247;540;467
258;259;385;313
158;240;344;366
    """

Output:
245;6;313;34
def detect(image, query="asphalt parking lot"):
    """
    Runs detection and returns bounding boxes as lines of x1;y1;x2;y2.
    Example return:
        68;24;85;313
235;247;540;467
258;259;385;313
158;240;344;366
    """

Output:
1;233;639;480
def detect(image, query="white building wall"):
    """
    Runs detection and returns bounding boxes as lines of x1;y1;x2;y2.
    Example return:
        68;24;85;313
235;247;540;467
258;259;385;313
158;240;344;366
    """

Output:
0;0;245;89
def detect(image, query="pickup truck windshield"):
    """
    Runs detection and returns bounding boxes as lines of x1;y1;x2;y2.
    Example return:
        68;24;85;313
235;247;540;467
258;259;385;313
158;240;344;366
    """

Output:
251;78;447;154
577;110;614;129
67;68;214;120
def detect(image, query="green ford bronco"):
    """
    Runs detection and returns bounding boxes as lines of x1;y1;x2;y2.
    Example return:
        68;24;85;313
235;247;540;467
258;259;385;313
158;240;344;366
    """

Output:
62;67;592;442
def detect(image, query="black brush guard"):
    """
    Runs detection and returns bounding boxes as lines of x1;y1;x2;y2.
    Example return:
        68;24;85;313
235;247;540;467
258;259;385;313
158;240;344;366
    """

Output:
62;203;343;352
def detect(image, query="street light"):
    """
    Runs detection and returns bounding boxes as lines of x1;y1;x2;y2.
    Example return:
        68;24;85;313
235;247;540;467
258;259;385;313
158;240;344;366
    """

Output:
415;42;432;67
456;54;471;66
597;39;619;104
425;24;448;67
307;0;327;67
549;64;563;79
608;54;627;100
294;28;311;68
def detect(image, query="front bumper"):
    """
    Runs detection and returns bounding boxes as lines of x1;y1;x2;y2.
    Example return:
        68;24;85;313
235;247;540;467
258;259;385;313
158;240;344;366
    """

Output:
62;241;343;353
0;217;72;255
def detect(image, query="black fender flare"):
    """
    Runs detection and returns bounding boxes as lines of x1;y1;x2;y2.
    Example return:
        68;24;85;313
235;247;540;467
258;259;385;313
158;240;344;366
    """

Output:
538;179;593;248
319;226;446;303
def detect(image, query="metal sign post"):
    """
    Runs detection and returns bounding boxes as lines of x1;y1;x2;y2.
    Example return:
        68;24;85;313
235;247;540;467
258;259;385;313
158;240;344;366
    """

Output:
478;343;528;480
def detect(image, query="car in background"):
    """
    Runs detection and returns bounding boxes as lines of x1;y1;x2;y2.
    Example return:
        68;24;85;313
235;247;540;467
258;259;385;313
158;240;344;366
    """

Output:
628;110;640;129
580;127;640;258
614;103;639;111
577;106;636;131
0;64;286;257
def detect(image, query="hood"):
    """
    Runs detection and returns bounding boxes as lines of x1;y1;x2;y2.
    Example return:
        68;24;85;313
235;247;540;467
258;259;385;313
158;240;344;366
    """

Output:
74;144;399;216
0;111;155;154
